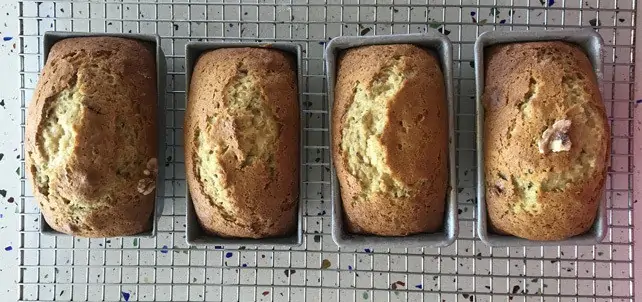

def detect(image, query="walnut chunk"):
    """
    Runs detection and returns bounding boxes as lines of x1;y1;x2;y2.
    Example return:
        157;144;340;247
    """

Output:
538;119;572;154
137;178;155;195
144;158;158;176
139;158;157;195
495;181;504;193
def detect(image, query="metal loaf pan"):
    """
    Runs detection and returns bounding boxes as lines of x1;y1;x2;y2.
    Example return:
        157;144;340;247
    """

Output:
39;31;167;238
325;33;458;248
184;41;304;247
474;29;607;247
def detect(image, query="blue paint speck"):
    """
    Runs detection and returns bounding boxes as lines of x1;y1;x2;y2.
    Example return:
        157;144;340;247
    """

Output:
3;37;12;42
348;265;353;270
0;214;3;218
160;245;168;254
242;263;247;267
548;0;555;6
499;19;506;24
4;246;12;251
225;252;233;258
121;291;130;301
364;248;372;253
415;284;423;289
214;245;223;249
470;11;476;16
635;99;642;104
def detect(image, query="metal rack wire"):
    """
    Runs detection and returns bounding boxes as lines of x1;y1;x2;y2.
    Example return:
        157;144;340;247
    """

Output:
17;0;636;301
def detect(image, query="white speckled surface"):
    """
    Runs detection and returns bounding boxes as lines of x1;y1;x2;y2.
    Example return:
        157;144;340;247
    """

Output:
0;1;21;300
2;0;640;301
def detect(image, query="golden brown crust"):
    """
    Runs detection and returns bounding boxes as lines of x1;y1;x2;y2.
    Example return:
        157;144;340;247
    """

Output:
332;44;448;236
483;41;609;241
185;47;299;238
26;37;158;237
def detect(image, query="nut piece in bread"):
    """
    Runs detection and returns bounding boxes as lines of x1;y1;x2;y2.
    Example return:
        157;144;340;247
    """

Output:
483;41;609;241
26;37;158;237
332;44;448;236
185;47;299;239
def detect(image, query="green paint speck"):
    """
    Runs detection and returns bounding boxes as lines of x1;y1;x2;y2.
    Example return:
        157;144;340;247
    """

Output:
362;292;369;299
133;239;138;247
429;22;441;29
321;259;331;269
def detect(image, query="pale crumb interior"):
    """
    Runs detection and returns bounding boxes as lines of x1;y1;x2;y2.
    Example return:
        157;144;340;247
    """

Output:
34;83;99;226
508;76;601;216
195;72;277;220
341;59;410;201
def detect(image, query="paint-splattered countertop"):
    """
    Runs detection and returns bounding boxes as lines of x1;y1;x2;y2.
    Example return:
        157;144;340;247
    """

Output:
0;2;20;300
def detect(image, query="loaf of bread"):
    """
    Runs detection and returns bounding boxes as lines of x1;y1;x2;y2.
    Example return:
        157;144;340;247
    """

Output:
483;41;609;241
185;47;299;238
332;44;448;236
26;37;158;237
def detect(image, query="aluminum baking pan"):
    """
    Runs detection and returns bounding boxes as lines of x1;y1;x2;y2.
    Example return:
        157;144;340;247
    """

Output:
184;41;304;247
474;29;607;247
39;31;167;238
325;32;457;249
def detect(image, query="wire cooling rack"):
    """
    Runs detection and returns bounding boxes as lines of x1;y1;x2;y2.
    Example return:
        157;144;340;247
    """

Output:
17;0;636;301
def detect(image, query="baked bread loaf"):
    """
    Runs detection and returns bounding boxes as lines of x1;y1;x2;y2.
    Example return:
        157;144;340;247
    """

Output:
332;44;448;236
185;47;299;238
26;37;158;237
483;41;609;241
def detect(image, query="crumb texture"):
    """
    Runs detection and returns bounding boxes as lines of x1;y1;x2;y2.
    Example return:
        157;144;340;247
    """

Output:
332;44;448;236
39;84;83;184
185;47;299;238
26;37;158;237
483;41;609;240
342;59;409;199
195;72;278;221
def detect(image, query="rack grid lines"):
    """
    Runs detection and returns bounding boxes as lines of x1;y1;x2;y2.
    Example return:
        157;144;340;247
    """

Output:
17;0;636;301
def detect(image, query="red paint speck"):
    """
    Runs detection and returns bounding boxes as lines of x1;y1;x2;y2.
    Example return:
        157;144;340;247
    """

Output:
262;291;270;296
7;197;14;203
